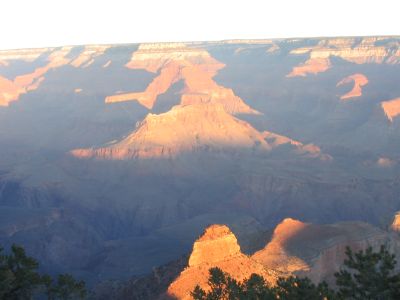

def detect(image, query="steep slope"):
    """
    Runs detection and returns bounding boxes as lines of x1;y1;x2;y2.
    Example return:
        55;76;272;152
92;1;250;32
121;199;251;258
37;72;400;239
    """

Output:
71;103;271;159
252;218;400;284
166;225;276;300
262;131;332;160
336;73;368;100
381;97;400;122
0;45;110;106
105;43;259;115
390;212;400;232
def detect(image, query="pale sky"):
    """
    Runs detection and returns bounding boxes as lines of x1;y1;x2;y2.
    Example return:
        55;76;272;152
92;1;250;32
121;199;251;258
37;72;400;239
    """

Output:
1;0;399;50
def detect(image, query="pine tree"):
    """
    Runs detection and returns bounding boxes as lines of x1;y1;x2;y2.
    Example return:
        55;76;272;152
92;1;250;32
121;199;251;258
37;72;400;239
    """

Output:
335;245;400;300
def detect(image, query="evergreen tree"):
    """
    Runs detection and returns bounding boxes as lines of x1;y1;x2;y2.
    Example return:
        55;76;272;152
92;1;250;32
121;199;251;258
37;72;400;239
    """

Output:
0;244;87;300
0;244;46;300
335;245;400;300
274;276;336;300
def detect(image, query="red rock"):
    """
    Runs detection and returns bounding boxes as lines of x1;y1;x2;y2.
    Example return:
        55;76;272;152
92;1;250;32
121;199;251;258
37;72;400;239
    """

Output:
106;43;259;115
337;73;368;100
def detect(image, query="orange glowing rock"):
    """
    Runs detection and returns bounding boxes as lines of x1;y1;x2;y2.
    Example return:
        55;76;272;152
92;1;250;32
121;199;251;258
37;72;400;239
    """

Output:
390;212;400;232
0;48;50;62
381;98;400;122
252;218;310;274
288;37;400;77
287;58;331;77
106;43;259;115
71;45;110;68
337;73;368;100
166;225;277;300
0;75;23;106
0;47;73;106
262;131;332;160
71;103;270;160
252;218;391;284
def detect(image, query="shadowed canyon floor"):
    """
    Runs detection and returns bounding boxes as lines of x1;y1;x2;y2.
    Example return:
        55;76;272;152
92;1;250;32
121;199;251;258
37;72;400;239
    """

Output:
0;37;400;297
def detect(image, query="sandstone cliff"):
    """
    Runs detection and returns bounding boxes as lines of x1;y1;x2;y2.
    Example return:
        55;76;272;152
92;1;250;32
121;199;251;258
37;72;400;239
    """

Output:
0;45;110;106
105;43;259;115
71;103;270;159
252;218;400;284
166;225;276;300
288;37;400;77
381;97;400;122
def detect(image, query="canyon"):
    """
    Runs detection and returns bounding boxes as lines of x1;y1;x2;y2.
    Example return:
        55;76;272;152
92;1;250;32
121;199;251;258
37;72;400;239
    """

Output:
0;36;400;298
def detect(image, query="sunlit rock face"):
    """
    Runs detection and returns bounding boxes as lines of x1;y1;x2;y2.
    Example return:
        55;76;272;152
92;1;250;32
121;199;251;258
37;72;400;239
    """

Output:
70;45;110;68
0;45;110;106
287;58;331;77
262;131;332;161
0;48;50;62
71;103;270;159
288;37;400;77
252;218;400;284
381;98;400;122
337;73;368;100
105;43;259;115
390;212;400;232
0;47;72;105
167;225;276;300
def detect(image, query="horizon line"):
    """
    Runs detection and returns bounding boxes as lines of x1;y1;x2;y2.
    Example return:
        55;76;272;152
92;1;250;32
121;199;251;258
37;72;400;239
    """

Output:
1;34;399;52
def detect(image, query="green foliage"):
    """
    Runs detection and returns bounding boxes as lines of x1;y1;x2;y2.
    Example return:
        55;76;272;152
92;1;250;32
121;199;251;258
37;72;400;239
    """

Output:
192;245;400;300
0;244;86;300
47;274;87;300
0;244;47;300
274;276;335;300
335;245;400;300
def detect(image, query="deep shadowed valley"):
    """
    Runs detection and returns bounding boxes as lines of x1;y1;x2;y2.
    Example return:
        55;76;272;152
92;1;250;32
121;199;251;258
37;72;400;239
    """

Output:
1;36;400;298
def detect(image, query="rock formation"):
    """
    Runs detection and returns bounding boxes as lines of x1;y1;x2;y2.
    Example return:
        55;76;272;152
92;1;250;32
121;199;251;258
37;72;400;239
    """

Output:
0;45;110;106
390;212;400;232
262;131;332;160
71;103;270;159
287;58;331;77
166;225;276;300
337;73;368;100
252;218;400;284
0;47;72;106
0;47;50;62
288;37;400;77
70;45;110;68
381;97;400;122
105;43;259;115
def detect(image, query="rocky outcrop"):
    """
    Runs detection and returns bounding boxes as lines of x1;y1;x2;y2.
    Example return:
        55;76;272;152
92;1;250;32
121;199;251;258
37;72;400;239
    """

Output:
0;45;110;106
105;43;259;115
0;47;73;106
0;48;50;62
287;58;331;77
262;131;332;161
252;218;400;284
71;103;270;159
166;225;276;300
288;37;400;77
70;45;110;68
390;212;400;232
337;73;368;100
381;97;400;122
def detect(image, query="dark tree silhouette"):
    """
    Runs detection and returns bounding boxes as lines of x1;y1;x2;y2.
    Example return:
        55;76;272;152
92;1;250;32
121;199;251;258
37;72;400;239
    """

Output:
0;244;86;300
